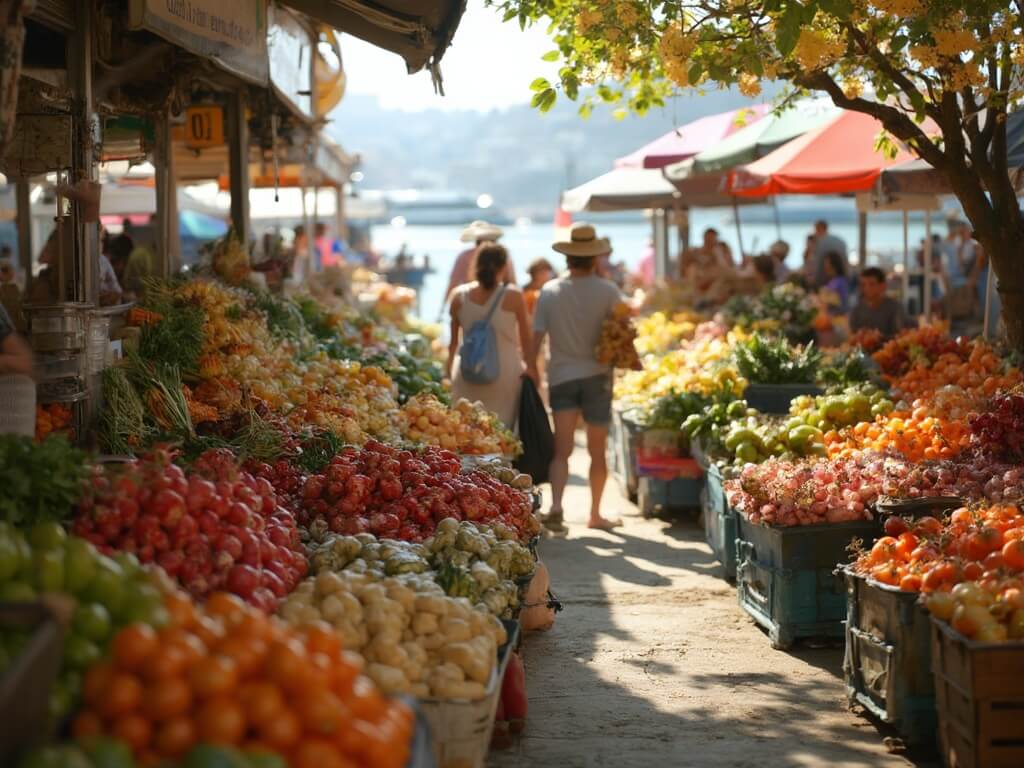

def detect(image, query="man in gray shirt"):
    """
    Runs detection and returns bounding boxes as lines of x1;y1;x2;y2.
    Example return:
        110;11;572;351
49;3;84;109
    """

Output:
849;267;910;338
529;224;623;534
812;220;848;288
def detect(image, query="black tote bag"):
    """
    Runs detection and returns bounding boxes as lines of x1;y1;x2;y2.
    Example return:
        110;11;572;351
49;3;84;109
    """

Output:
514;376;554;484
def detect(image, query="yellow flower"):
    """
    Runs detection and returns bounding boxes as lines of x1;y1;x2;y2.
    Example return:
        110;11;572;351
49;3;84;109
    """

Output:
616;1;642;27
932;28;977;58
738;73;761;97
909;44;940;68
575;8;603;36
792;27;845;70
843;75;864;99
659;21;697;64
870;0;924;16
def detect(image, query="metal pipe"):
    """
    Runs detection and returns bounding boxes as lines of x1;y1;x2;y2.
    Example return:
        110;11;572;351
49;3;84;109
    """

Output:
857;211;868;269
902;210;910;313
732;197;745;260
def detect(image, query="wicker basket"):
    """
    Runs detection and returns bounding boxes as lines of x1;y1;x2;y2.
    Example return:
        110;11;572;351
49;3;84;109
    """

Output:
0;375;36;437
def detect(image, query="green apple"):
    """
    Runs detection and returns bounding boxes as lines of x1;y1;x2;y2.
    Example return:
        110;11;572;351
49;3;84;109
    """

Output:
63;537;99;594
28;521;67;551
73;602;112;642
32;549;64;593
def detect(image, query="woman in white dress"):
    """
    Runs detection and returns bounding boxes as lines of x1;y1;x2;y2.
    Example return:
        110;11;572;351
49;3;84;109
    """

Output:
446;244;532;429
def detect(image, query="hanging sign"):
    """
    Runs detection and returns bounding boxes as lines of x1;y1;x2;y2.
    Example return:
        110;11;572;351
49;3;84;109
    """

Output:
184;106;224;149
128;0;269;85
269;6;313;119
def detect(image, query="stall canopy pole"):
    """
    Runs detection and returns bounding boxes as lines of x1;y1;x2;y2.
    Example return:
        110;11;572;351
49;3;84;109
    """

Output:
771;197;782;241
155;113;179;278
732;197;746;259
15;180;32;298
661;207;671;277
924;209;932;320
70;4;98;305
902;210;910;313
857;211;868;269
227;90;250;240
652;209;669;280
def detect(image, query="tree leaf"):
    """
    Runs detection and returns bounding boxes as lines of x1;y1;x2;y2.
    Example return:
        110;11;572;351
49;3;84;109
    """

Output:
530;77;551;92
776;6;803;57
541;50;561;62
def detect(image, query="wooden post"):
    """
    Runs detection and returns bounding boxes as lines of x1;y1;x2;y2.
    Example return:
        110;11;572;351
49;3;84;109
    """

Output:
857;211;868;269
154;112;179;277
226;90;250;240
69;3;98;305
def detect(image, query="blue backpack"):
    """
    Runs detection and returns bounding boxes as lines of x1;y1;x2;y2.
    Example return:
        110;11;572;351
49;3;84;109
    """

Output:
459;285;507;385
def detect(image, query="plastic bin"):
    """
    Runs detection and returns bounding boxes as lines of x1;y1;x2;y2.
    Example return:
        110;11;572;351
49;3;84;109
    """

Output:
734;513;881;649
743;383;822;414
841;567;936;748
638;475;702;518
419;620;520;768
931;618;1024;768
703;465;737;582
0;603;64;758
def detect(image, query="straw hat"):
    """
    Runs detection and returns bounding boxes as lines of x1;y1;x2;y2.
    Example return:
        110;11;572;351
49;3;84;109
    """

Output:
460;220;504;243
552;223;611;258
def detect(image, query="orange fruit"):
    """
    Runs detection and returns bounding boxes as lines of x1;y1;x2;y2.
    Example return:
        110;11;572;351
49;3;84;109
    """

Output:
160;628;206;663
153;716;197;758
299;689;346;736
258;708;301;751
217;635;267;679
82;661;115;705
71;711;103;740
304;622;342;658
142;644;189;683
291;739;349;768
191;615;226;648
164;590;198;629
144;677;192;721
111;712;152;752
101;673;144;718
239;681;284;726
196;696;246;745
111;624;160;672
205;592;247;624
265;638;305;689
189;655;239;699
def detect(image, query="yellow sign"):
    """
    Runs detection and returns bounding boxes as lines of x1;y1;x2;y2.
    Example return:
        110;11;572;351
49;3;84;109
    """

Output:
185;106;224;149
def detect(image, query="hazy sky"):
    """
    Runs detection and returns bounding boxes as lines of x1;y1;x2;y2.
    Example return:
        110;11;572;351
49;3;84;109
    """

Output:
341;5;557;112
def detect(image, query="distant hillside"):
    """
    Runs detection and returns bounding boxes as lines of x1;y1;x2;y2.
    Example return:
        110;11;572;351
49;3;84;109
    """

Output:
327;87;781;218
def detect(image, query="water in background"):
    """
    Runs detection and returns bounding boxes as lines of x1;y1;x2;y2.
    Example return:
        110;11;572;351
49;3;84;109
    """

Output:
369;212;941;323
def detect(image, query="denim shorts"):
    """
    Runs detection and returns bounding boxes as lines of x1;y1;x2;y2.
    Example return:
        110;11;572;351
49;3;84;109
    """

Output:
549;374;613;425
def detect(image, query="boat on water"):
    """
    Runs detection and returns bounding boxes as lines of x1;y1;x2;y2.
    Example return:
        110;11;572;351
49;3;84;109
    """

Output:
358;189;513;227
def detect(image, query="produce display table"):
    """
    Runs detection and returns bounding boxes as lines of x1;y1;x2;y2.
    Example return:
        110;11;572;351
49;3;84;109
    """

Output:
841;568;936;748
735;513;881;649
931;618;1024;768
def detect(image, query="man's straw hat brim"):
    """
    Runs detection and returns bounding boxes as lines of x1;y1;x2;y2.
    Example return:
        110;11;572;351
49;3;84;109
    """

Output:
460;220;504;243
552;223;611;257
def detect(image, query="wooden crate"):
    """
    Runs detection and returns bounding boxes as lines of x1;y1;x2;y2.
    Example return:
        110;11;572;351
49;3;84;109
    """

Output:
931;618;1024;768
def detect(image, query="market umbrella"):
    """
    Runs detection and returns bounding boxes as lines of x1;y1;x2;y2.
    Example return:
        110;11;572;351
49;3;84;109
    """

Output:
729;110;924;197
669;98;840;179
560;168;679;213
615;104;770;170
880;109;1024;196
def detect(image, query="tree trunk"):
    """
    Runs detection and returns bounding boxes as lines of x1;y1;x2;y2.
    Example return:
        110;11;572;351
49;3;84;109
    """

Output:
977;227;1024;350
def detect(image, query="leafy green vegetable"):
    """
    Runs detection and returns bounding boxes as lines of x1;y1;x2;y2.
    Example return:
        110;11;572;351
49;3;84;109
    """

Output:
818;349;882;388
0;435;87;526
732;335;821;385
137;304;204;373
99;366;151;455
640;390;708;431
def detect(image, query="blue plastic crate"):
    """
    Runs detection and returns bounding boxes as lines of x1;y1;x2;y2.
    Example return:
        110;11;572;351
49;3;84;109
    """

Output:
842;568;937;749
638;475;702;518
703;466;737;582
735;513;881;649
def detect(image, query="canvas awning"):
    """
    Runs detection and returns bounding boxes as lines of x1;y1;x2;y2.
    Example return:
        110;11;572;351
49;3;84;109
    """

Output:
667;99;840;179
561;168;678;212
729;110;924;197
880;109;1024;196
281;0;466;74
615;105;770;170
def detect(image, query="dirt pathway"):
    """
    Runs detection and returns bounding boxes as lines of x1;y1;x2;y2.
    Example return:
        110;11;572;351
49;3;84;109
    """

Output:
492;442;931;768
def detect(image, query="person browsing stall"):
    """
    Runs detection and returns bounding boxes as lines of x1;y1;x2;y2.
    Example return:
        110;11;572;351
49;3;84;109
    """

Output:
850;267;909;338
447;244;532;430
528;224;624;534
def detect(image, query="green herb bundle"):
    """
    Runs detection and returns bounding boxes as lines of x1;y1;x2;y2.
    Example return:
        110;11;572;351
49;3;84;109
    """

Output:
0;435;88;526
732;334;821;385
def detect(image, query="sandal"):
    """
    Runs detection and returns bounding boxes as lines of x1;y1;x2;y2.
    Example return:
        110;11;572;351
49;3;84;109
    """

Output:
541;509;568;537
587;518;623;531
